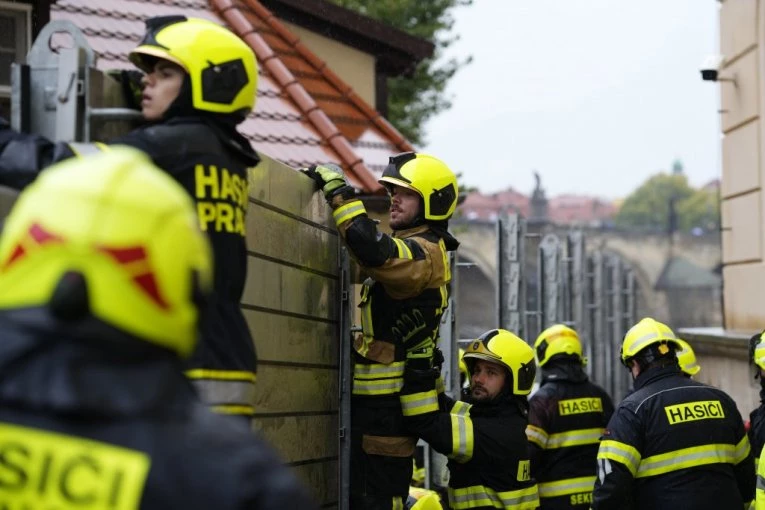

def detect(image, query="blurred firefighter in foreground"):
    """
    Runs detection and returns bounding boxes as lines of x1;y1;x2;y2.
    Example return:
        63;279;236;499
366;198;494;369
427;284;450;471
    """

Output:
0;149;314;509
303;153;459;509
592;318;754;509
400;328;540;509
0;15;260;419
526;325;614;509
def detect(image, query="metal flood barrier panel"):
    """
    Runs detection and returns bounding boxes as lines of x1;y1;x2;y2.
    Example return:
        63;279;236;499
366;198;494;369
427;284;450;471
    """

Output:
244;154;348;509
496;212;637;401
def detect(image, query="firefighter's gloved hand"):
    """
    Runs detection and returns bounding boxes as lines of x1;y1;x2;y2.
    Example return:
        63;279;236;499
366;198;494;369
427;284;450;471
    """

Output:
392;309;427;345
301;164;353;200
106;69;144;110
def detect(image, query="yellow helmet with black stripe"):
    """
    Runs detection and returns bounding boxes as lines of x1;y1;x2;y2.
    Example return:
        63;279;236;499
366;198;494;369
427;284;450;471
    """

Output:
534;324;583;367
129;16;258;119
621;317;681;367
464;329;536;396
0;147;212;358
379;152;458;221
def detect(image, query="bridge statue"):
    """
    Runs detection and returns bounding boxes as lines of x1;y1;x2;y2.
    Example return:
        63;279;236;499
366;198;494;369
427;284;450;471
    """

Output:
530;170;549;222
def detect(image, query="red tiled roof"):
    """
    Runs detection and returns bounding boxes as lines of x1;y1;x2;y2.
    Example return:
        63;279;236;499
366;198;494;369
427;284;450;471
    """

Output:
51;0;415;193
459;189;617;225
459;189;530;220
547;195;616;224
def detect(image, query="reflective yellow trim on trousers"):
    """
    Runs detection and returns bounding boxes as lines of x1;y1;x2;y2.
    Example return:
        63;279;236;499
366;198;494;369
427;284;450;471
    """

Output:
401;389;439;416
546;427;604;449
636;441;750;478
392;237;413;259
526;424;548;448
538;476;596;498
333;200;366;225
448;484;540;509
449;413;474;463
352;377;404;396
597;439;641;476
392;496;404;510
354;361;405;380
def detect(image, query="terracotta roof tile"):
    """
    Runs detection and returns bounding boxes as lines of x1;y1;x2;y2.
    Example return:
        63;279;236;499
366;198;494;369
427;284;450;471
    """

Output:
51;0;416;193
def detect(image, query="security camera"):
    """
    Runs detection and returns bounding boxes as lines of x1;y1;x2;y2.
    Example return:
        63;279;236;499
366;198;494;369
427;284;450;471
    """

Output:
700;54;725;81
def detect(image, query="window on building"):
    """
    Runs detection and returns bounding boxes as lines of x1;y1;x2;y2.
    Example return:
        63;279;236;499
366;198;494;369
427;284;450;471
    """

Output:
0;3;30;118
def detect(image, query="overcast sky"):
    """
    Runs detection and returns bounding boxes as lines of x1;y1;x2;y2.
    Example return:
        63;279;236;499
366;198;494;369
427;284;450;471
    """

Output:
422;1;720;200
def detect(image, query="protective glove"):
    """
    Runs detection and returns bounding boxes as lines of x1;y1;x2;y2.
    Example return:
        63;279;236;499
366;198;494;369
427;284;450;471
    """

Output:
393;309;435;370
392;309;427;346
106;69;144;110
301;163;354;200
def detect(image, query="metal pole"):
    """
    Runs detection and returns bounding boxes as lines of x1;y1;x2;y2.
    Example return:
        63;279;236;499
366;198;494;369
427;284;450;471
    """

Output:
568;232;588;358
538;234;562;330
590;252;606;389
497;212;525;338
338;247;352;510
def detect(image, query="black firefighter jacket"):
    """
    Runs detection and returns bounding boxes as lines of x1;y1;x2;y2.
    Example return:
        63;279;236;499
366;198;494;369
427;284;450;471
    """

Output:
526;362;614;509
400;369;540;510
591;365;755;510
0;310;314;509
0;117;260;416
749;381;765;470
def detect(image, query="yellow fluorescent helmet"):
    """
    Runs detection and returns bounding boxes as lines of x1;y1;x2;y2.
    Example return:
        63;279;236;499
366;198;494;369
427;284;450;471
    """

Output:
129;16;258;117
620;317;681;366
534;324;583;367
408;487;443;510
464;329;536;396
0;147;212;358
675;339;700;376
458;347;469;386
379;152;458;221
751;331;765;371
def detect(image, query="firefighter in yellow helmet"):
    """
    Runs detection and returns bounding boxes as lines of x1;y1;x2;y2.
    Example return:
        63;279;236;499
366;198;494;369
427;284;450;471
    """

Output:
748;331;765;471
0;149;314;508
303;153;459;509
592;318;754;509
0;16;261;419
399;329;540;509
526;325;613;509
674;338;700;378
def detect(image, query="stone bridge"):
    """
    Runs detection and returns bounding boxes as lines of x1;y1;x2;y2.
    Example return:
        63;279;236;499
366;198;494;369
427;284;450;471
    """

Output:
450;219;722;338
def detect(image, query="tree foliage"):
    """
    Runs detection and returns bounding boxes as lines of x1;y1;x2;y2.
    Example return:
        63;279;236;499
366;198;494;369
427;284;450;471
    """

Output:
329;0;472;145
615;172;720;232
